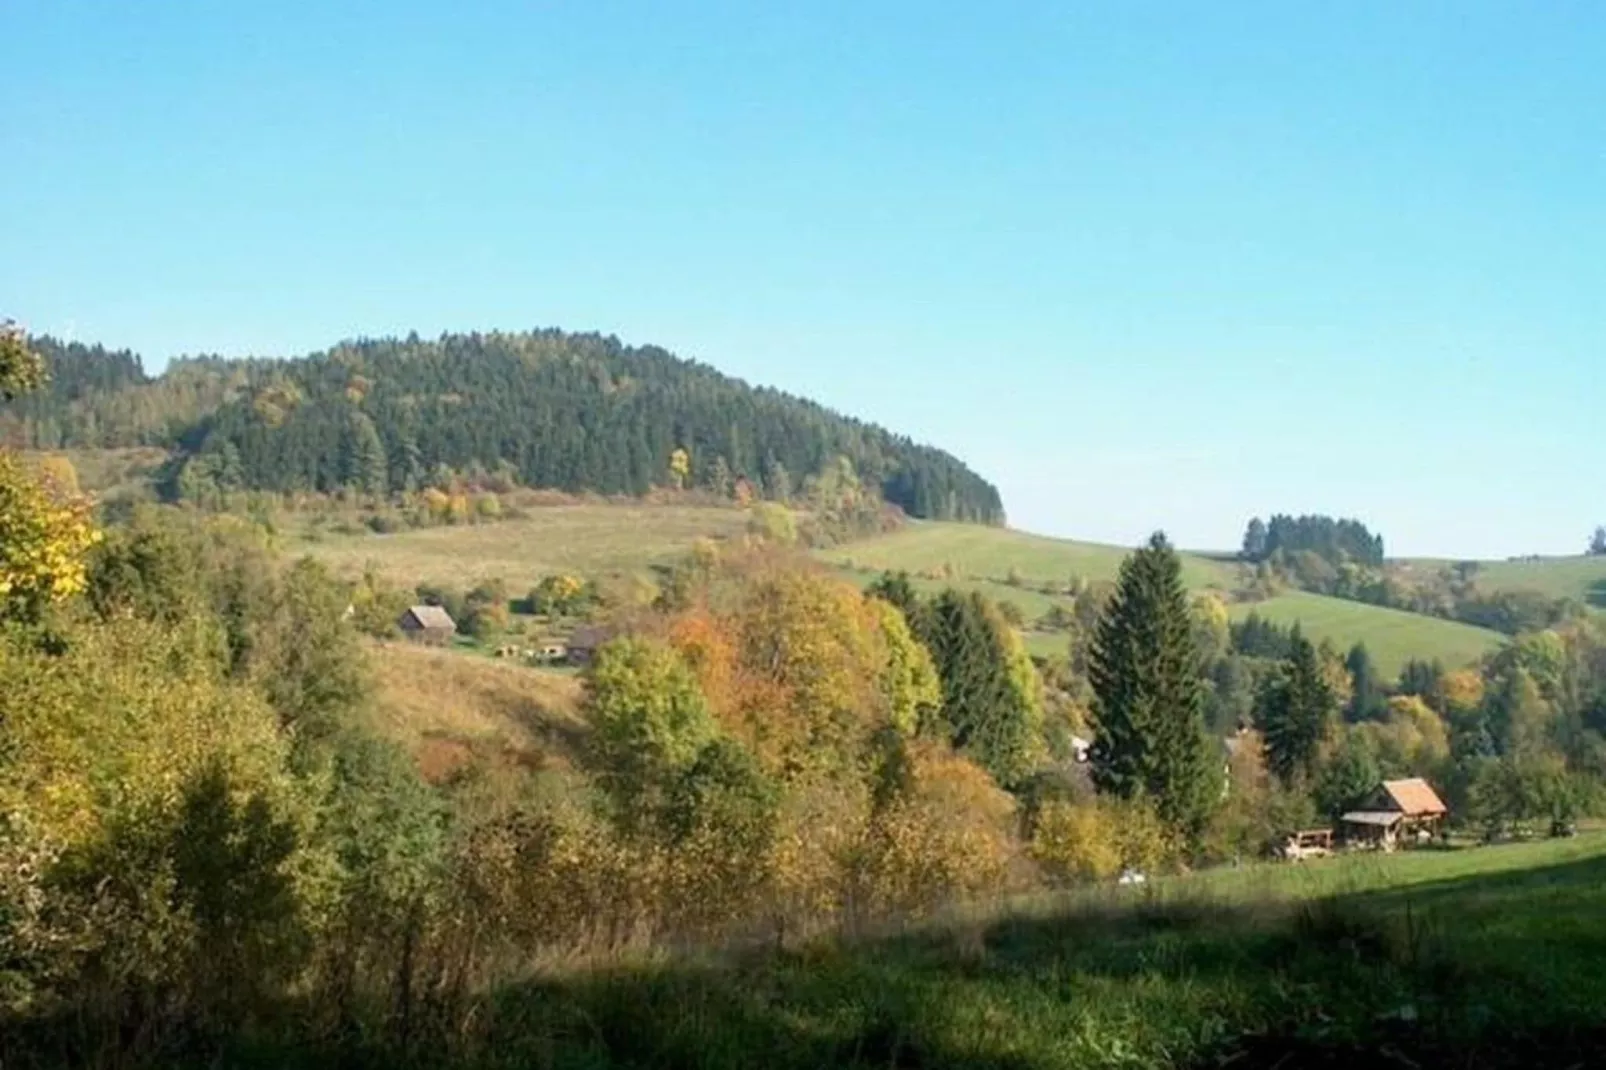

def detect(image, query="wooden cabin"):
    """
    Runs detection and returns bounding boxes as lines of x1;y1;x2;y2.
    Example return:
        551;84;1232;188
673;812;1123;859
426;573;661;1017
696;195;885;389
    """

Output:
398;604;457;645
1340;777;1448;850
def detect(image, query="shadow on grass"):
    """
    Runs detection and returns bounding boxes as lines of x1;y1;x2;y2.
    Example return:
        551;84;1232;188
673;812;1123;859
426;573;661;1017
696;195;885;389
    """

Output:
9;853;1606;1069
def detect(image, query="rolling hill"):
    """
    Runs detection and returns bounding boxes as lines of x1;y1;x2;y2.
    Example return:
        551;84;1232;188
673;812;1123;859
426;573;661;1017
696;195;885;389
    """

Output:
295;502;752;591
4;332;1003;522
1465;555;1606;607
1226;590;1505;677
819;521;1237;589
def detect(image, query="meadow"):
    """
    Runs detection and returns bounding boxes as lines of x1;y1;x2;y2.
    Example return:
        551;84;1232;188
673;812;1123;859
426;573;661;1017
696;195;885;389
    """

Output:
290;502;751;589
1227;591;1506;677
1467;554;1606;606
819;521;1238;589
211;832;1606;1069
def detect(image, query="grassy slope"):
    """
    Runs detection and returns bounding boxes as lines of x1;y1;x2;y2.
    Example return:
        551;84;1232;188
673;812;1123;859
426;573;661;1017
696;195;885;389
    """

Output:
367;640;586;783
1470;555;1606;606
271;496;1506;675
830;523;1505;673
1229;591;1505;677
293;503;751;590
258;833;1606;1068
820;521;1237;589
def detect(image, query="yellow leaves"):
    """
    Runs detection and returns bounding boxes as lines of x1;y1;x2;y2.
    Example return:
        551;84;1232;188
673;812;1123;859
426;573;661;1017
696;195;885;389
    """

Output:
0;319;46;400
858;740;1018;916
1030;795;1176;884
0;451;101;615
668;447;691;490
869;599;940;736
1442;668;1486;713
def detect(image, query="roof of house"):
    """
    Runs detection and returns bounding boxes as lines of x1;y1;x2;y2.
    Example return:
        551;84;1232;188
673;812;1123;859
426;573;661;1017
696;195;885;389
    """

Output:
402;605;457;631
1382;777;1448;817
1341;810;1404;827
568;624;610;649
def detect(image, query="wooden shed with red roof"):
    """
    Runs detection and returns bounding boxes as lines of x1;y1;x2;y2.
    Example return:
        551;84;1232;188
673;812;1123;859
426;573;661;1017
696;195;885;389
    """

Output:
1341;777;1448;850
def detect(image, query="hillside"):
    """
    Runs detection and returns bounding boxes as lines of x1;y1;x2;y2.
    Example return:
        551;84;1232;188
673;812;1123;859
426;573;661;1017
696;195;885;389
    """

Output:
296;501;753;591
1228;590;1505;677
2;332;1003;522
1447;555;1606;607
367;640;585;784
819;521;1238;589
824;521;1509;673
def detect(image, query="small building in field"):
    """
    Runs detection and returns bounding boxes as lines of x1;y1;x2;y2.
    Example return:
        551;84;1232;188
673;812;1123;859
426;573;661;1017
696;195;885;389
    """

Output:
565;625;610;665
1341;777;1448;850
398;604;457;645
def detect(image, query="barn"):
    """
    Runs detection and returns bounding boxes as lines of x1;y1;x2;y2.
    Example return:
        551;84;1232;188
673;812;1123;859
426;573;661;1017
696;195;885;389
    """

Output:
1341;777;1448;850
398;604;457;645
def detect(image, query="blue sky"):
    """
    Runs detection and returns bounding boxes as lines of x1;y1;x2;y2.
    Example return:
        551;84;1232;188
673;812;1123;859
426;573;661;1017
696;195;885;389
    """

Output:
4;2;1601;558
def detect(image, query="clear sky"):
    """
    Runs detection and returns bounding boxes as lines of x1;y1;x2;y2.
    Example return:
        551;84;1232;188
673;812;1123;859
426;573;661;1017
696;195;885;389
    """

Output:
4;2;1601;558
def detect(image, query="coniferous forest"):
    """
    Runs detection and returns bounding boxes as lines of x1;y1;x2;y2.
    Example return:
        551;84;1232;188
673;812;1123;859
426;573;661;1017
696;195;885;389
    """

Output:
0;331;1004;522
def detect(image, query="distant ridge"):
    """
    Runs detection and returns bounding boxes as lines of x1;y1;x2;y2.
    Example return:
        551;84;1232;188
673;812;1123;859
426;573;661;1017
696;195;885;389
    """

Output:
1;330;1004;522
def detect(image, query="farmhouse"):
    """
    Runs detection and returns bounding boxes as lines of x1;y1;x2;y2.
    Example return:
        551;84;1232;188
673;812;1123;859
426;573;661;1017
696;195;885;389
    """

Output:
566;625;609;665
398;604;457;645
1341;777;1448;850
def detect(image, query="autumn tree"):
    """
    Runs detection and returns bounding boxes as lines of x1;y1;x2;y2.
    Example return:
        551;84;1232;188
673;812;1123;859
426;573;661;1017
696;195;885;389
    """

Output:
1256;628;1336;787
1088;533;1219;840
667;446;691;490
582;637;718;836
0;327;99;621
0;319;45;399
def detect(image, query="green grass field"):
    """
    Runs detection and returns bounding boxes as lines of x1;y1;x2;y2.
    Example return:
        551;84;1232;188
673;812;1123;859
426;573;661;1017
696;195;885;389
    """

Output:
290;503;752;590
1229;590;1504;676
819;521;1239;590
1469;555;1606;606
229;832;1606;1068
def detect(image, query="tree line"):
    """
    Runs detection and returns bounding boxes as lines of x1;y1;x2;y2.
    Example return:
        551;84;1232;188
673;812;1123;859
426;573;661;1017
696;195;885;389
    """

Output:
0;329;1004;523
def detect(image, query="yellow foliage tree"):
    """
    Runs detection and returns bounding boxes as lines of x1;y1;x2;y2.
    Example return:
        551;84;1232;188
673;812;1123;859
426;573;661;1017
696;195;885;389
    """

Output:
868;598;941;736
668;447;691;490
856;740;1017;918
0;444;100;618
1442;668;1486;714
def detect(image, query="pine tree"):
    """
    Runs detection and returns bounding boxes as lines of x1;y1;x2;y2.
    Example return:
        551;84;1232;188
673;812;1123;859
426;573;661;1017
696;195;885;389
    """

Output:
1256;628;1335;786
1089;532;1219;839
1344;642;1385;722
917;589;1044;787
344;411;388;497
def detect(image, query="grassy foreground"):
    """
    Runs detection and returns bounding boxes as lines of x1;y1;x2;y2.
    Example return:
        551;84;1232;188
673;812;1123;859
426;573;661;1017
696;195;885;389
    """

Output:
191;834;1605;1070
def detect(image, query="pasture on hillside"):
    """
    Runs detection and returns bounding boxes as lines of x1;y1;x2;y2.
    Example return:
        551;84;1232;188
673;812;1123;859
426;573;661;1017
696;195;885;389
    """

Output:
1228;590;1505;677
819;521;1238;589
1468;555;1606;606
291;503;752;589
367;640;586;784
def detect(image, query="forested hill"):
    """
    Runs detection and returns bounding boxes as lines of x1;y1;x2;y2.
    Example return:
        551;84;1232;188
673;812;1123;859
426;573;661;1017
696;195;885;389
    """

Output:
1;330;1005;522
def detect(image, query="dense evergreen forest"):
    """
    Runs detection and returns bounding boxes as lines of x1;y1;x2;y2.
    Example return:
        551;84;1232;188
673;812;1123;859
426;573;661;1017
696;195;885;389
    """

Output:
0;331;1004;522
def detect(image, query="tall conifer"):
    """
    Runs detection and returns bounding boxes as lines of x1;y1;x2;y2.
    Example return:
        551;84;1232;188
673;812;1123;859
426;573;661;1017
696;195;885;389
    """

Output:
1256;627;1335;786
1089;532;1219;839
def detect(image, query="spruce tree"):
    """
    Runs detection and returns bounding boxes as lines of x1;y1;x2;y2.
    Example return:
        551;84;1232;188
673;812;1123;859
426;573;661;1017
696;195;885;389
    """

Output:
917;589;1044;787
1256;627;1335;786
1344;642;1385;722
1089;532;1219;838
